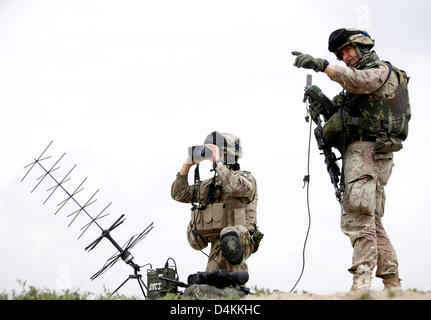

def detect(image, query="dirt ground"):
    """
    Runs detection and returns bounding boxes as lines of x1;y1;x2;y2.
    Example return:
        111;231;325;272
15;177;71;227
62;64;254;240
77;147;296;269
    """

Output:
243;289;431;300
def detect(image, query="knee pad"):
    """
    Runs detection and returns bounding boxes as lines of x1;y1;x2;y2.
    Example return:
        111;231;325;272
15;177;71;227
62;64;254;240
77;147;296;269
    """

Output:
220;232;244;265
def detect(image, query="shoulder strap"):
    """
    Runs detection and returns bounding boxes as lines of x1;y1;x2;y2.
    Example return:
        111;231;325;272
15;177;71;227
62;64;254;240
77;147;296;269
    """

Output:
383;61;393;84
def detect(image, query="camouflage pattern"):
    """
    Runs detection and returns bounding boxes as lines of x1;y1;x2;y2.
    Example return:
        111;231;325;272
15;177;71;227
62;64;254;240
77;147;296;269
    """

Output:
330;57;411;140
204;132;242;165
325;31;405;286
344;30;375;47
330;61;390;95
171;164;259;273
374;65;411;140
214;165;254;201
220;133;243;160
332;29;375;59
383;274;402;290
205;225;254;273
351;271;371;291
341;141;399;278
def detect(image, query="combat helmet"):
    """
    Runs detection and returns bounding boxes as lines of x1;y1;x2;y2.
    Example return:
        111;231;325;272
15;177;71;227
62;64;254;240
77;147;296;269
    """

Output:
204;131;242;165
328;28;375;60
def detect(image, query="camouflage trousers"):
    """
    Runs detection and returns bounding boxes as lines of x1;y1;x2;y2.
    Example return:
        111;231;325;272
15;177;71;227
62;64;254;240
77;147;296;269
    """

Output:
187;224;254;273
341;141;399;278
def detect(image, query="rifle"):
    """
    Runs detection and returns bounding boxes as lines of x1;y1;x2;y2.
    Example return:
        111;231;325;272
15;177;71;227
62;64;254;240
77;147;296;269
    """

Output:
302;75;345;213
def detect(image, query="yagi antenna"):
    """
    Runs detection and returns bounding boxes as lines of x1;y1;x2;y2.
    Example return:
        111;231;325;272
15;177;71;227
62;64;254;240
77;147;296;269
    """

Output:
21;141;154;298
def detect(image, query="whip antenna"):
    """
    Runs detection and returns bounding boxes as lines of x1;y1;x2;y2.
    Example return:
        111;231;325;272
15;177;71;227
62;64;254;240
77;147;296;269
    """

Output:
290;74;313;293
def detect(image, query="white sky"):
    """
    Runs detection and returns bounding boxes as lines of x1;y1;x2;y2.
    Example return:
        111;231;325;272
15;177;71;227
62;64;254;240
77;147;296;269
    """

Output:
1;0;430;297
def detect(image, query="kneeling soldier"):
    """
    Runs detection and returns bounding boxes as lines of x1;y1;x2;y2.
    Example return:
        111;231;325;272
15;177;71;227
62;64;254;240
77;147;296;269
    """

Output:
171;131;263;275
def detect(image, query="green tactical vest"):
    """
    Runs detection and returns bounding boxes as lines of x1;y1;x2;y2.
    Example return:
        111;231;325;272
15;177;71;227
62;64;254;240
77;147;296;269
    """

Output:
345;60;411;141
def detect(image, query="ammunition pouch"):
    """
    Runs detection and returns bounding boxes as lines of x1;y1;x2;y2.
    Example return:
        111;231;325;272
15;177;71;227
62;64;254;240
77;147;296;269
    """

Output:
232;208;246;226
373;110;406;153
190;203;227;239
373;135;403;153
251;230;264;253
380;113;409;141
344;116;404;153
323;112;342;145
187;222;208;250
322;112;351;148
323;111;397;150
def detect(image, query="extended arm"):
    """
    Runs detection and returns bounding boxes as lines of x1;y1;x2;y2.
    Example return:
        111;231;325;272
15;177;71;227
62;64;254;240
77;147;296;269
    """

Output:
292;51;389;94
325;63;390;94
171;157;196;203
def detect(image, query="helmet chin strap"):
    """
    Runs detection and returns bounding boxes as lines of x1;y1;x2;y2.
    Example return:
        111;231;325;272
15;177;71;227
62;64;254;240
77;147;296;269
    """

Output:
347;44;362;67
346;55;359;67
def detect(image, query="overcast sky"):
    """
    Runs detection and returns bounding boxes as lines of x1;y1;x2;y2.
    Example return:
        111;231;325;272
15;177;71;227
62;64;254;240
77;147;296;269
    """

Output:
1;0;430;297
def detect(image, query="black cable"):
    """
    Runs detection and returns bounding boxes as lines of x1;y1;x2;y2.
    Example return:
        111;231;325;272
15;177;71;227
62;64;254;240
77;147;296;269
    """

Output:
140;263;153;269
192;166;221;269
289;113;313;293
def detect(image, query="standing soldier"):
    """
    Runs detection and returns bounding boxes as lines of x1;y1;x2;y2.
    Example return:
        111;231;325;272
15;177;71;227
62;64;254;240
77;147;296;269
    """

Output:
171;131;263;275
292;29;411;291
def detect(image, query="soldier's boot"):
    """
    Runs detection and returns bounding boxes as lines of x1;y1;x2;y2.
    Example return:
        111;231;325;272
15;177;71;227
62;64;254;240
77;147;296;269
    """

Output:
382;274;402;290
350;272;372;291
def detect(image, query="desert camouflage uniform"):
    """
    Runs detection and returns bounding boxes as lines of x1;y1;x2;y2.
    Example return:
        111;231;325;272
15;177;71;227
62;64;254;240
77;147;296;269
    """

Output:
171;164;258;273
329;58;400;278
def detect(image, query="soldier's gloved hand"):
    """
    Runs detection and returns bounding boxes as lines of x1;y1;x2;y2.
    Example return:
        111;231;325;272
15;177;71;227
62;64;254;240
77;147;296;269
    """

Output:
292;51;329;72
311;101;325;115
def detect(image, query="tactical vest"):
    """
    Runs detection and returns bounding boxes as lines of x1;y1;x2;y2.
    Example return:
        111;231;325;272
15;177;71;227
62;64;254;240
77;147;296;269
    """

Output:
189;173;258;241
345;60;411;141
